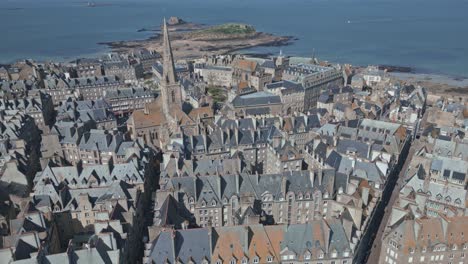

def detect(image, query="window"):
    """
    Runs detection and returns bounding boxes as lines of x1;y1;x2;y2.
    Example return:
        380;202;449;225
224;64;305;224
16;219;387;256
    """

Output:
253;257;259;263
230;259;236;264
241;258;248;264
267;256;273;262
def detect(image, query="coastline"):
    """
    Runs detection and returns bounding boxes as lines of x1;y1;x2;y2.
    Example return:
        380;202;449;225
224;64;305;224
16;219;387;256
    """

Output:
98;21;295;60
388;71;468;96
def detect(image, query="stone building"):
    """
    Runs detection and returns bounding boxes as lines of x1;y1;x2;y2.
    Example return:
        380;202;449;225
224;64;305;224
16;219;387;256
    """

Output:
194;64;233;88
157;169;335;227
130;49;161;72
232;91;282;117
103;59;144;82
57;99;117;130
104;87;155;114
0;92;54;130
67;75;125;101
74;58;103;78
379;216;468;264
266;80;305;114
43;76;75;105
128;19;199;147
283;64;343;110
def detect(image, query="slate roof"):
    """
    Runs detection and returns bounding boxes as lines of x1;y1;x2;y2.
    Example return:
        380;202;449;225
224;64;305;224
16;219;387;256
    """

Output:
163;170;335;203
261;60;276;69
232;91;281;108
78;130;124;152
149;228;211;264
336;139;370;159
104;87;153;99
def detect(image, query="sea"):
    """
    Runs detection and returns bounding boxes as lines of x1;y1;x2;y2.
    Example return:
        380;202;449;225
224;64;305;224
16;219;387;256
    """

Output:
1;0;468;77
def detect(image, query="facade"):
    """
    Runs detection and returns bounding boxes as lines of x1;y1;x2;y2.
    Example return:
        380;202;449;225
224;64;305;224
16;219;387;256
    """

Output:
74;58;103;78
0;92;54;130
145;221;353;264
57;99;117;130
43;76;75;105
103;60;144;82
104;87;155;113
266;80;305;114
194;64;233;87
232;91;282;117
67;75;125;101
379;216;468;264
130;49;161;72
283;64;344;110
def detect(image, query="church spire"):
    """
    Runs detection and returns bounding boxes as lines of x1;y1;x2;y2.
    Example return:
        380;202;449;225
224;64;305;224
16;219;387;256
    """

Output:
162;18;177;85
159;18;183;120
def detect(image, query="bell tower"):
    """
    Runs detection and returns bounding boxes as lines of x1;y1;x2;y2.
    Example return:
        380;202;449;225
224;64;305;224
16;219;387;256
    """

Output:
160;18;182;117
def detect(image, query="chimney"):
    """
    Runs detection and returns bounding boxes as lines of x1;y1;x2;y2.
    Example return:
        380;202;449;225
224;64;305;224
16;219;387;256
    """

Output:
143;103;149;115
310;171;315;187
318;170;323;186
281;176;288;195
171;228;177;261
243;226;250;254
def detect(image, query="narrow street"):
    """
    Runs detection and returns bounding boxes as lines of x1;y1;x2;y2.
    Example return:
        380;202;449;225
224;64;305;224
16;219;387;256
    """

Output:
365;143;416;264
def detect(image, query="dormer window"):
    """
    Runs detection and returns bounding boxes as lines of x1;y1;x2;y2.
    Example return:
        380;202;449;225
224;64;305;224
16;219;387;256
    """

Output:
201;201;206;207
267;256;273;263
189;197;195;203
211;200;217;206
230;259;236;264
241;258;248;264
304;252;311;260
253;257;259;264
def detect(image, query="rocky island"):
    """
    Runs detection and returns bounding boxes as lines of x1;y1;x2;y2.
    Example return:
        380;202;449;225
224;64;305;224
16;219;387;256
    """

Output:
101;17;294;59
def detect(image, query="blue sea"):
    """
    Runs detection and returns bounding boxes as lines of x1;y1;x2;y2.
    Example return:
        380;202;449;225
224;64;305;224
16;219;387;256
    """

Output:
1;0;467;77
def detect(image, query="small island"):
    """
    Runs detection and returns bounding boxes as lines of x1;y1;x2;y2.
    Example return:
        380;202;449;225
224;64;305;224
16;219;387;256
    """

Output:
101;18;294;59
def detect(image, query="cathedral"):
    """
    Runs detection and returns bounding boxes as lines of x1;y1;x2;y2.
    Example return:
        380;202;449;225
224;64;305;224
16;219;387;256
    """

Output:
127;19;213;148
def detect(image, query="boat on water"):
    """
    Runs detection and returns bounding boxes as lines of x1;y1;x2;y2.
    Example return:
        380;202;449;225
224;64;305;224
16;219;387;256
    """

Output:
87;1;96;7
